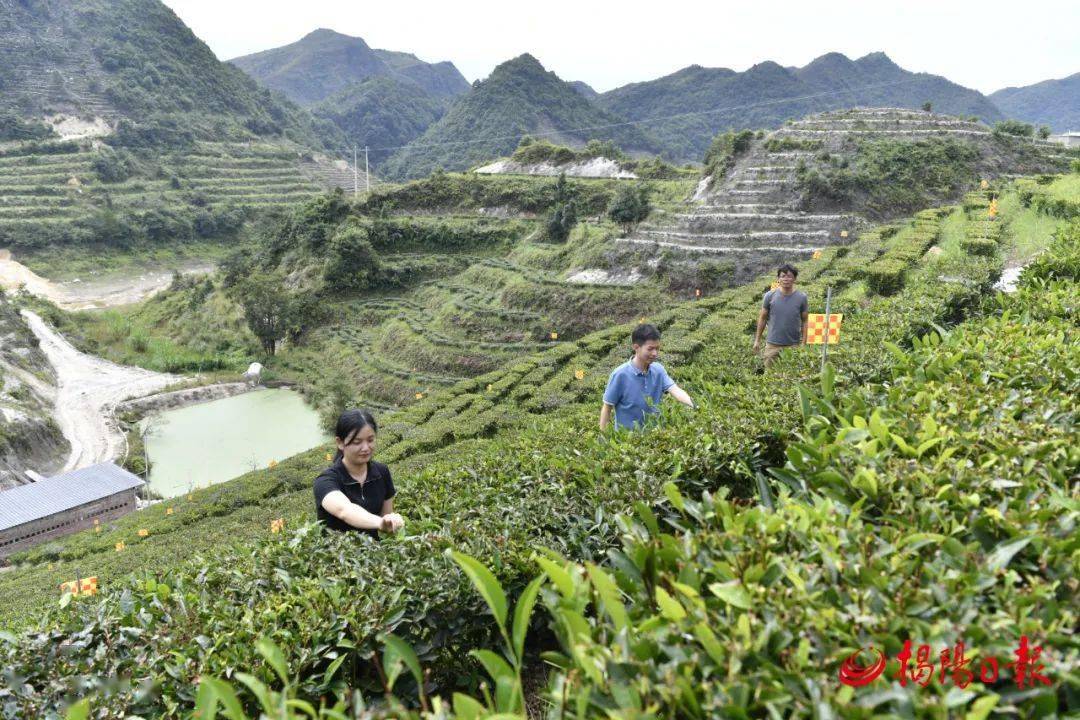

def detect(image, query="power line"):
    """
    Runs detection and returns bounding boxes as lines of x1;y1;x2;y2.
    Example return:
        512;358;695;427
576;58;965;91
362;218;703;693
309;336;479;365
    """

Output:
363;77;930;152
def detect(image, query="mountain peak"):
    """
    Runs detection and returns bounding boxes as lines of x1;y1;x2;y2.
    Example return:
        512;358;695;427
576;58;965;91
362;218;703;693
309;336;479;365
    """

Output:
856;51;901;71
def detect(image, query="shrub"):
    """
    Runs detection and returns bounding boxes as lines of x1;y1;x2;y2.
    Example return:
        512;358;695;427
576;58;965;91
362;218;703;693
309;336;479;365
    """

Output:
324;225;383;292
992;119;1035;138
702;129;754;182
607;184;651;232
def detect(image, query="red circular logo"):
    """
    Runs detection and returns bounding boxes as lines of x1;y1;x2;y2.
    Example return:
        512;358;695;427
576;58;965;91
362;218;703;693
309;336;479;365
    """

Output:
839;647;886;687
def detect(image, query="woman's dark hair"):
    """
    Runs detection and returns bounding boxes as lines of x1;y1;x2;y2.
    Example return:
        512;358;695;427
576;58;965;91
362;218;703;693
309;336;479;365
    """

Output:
333;409;378;462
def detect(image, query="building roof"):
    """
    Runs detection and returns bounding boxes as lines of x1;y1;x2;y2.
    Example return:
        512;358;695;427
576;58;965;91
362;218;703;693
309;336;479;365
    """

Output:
0;463;143;531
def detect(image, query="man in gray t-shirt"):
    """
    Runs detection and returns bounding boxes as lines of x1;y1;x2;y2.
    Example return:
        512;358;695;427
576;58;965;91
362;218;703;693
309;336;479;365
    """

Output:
753;264;809;368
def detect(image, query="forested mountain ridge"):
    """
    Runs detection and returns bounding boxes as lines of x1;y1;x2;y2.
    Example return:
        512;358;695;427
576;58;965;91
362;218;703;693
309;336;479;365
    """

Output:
228;28;469;107
0;0;342;150
991;72;1080;132
598;51;1005;161
382;54;663;179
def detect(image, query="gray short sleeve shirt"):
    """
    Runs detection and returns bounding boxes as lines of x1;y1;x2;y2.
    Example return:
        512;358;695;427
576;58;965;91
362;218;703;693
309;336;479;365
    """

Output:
763;289;809;346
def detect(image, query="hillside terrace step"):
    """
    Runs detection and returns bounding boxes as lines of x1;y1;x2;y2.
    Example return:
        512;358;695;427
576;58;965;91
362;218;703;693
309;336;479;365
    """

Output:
676;211;853;222
776;128;990;137
633;230;837;249
617;237;820;255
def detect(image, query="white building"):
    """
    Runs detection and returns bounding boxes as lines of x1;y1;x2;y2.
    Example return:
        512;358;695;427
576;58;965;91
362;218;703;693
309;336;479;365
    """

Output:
1048;131;1080;148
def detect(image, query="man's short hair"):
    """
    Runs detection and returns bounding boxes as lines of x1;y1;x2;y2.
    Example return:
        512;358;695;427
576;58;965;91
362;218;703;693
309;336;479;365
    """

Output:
631;323;661;346
777;264;799;278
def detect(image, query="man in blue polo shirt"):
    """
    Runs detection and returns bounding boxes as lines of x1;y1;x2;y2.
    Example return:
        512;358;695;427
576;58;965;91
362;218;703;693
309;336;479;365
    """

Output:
600;323;696;430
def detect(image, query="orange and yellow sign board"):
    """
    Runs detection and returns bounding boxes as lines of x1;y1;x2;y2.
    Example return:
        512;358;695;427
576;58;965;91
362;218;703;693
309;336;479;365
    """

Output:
59;577;98;597
806;314;843;345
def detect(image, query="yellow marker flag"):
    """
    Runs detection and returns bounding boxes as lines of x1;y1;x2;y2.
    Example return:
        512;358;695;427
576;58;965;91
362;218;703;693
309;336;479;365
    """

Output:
806;314;843;345
60;577;99;597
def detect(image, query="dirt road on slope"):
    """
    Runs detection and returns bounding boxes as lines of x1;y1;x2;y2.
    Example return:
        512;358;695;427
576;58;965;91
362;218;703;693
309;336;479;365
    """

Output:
21;310;179;472
0;251;214;310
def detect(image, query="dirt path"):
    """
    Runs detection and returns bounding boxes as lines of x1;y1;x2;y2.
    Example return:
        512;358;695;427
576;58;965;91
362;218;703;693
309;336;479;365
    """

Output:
0;251;214;310
21;310;179;472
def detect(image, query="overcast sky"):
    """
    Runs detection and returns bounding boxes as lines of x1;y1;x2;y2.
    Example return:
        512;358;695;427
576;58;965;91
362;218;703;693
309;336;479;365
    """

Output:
161;0;1079;95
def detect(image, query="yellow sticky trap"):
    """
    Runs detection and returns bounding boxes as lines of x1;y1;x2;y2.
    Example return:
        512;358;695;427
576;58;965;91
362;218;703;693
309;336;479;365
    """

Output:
980;179;989;189
325;452;333;462
138;529;149;538
415;392;424;399
574;369;585;380
115;541;125;552
812;250;822;260
270;518;285;534
268;460;278;469
166;507;173;516
550;332;558;340
840;230;849;238
806;314;843;345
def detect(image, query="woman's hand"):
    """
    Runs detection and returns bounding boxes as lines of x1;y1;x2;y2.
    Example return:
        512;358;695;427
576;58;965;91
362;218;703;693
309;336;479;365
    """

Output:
380;513;405;533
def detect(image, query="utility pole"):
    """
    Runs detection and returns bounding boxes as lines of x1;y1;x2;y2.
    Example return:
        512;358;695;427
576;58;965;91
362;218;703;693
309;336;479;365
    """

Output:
364;146;370;194
353;146;358;197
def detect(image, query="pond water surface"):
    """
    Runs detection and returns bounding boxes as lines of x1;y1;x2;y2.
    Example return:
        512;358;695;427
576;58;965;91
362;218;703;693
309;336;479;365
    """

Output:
141;388;327;498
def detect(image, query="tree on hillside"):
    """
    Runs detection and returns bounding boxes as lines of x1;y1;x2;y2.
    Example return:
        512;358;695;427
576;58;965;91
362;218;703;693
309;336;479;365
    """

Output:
232;274;295;356
922;101;932;112
324;225;383;291
545;173;578;242
1038;126;1051;140
608;184;652;234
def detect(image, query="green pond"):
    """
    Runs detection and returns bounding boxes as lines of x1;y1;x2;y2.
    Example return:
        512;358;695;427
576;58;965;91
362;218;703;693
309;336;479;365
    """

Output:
141;388;327;498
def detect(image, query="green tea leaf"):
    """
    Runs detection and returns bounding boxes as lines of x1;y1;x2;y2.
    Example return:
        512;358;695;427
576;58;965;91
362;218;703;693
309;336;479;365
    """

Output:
256;637;288;685
512;574;544;662
449;550;508;628
383;634;424;691
985;537;1032;572
453;692;486;719
655;586;686;621
709;581;752;609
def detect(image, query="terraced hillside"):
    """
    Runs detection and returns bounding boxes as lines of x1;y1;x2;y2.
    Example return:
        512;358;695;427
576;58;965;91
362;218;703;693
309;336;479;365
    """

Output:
613;108;1075;284
0;137;360;255
45;174;690;413
3;171;1069;717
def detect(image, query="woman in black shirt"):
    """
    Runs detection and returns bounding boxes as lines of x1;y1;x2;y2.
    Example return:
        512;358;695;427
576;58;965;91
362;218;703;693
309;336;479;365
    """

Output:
313;409;404;538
